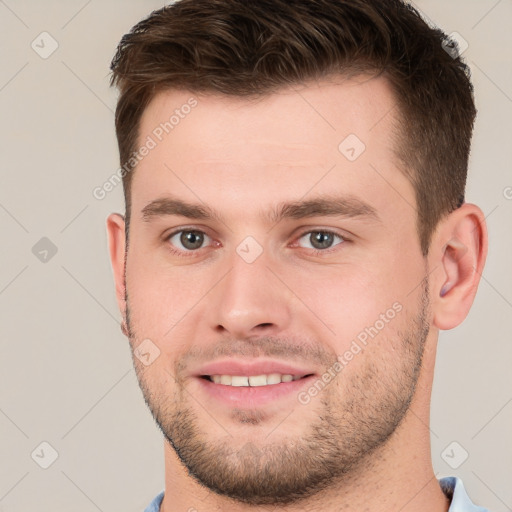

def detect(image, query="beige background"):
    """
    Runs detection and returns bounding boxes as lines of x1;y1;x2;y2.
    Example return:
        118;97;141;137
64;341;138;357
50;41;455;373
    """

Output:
0;1;511;511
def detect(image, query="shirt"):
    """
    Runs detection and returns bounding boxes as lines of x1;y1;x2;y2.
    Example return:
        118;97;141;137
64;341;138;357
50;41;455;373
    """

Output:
143;476;490;511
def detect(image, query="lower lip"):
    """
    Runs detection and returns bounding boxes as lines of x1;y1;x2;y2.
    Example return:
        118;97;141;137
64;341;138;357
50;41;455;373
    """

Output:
196;376;316;407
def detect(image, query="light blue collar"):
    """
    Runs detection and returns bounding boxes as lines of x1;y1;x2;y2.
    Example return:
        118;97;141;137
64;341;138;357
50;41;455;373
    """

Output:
440;476;489;512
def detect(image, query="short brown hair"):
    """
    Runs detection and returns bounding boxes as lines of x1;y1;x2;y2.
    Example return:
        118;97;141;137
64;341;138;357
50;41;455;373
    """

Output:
110;0;476;255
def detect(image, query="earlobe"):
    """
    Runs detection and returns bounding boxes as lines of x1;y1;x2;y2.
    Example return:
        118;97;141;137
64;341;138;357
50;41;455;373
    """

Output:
106;213;127;320
432;204;488;330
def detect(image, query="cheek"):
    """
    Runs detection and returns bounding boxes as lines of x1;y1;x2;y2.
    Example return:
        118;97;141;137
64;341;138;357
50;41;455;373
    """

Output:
285;255;418;352
125;252;203;340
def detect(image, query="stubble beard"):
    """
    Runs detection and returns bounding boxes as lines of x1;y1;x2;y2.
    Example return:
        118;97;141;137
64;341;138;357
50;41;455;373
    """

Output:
125;280;430;505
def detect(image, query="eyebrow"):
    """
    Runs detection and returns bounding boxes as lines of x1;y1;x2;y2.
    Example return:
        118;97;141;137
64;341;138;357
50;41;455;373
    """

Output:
141;194;380;224
268;195;380;224
141;198;222;223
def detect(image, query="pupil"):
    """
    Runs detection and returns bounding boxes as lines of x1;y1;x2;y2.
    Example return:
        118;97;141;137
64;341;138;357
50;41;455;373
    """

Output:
181;231;203;249
311;231;333;249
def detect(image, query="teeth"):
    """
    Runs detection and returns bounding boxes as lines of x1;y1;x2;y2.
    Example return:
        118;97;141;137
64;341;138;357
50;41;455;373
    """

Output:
208;373;302;387
249;375;267;387
231;376;249;387
220;375;232;385
267;373;281;385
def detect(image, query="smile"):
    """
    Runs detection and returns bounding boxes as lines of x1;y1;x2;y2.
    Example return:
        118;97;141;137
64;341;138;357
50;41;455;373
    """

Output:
203;373;309;386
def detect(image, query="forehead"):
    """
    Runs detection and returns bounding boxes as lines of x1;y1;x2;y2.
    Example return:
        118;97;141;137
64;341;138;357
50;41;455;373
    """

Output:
131;76;412;224
139;74;398;154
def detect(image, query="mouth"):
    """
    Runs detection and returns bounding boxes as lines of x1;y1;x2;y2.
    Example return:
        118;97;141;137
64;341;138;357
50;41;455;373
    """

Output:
200;373;314;387
192;361;318;408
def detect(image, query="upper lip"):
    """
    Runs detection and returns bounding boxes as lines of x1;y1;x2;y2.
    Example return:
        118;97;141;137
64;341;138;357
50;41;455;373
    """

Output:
194;359;316;378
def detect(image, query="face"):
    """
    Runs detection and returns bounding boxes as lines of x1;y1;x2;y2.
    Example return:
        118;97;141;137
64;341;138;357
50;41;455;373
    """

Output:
120;77;433;505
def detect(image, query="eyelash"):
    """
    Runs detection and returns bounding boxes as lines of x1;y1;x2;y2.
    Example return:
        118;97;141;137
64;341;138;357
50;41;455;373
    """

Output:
164;228;348;258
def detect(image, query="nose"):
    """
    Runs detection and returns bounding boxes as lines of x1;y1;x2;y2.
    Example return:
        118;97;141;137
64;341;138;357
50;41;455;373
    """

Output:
207;249;293;339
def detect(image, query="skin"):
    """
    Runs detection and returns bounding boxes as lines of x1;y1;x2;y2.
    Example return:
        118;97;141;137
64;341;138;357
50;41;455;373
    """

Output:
107;75;487;512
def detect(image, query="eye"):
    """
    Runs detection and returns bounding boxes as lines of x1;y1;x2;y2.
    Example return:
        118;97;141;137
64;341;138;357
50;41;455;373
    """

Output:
296;230;345;251
167;229;212;251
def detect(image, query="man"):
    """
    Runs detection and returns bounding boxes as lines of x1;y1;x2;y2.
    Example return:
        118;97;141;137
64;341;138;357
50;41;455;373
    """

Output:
106;0;489;510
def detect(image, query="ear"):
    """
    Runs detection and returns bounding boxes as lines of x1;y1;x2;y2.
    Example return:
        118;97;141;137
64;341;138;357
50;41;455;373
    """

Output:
106;213;127;323
431;203;488;330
